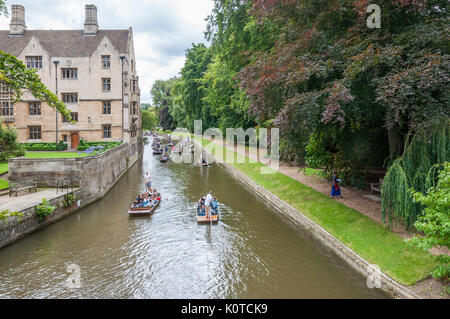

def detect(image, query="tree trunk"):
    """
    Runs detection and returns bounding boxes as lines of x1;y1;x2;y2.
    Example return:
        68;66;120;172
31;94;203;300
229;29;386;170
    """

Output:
388;123;403;156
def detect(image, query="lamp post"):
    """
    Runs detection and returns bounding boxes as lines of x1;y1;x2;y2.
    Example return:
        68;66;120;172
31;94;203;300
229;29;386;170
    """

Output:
53;60;60;145
119;56;126;142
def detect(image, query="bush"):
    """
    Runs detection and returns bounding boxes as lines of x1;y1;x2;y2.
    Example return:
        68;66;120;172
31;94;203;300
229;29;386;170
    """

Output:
0;124;25;161
22;142;67;152
35;198;56;221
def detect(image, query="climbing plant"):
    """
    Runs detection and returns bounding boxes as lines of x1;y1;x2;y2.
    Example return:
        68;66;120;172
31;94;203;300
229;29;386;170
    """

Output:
382;120;450;230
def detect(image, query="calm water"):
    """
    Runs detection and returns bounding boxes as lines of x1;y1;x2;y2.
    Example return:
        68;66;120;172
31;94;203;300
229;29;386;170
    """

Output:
0;145;387;298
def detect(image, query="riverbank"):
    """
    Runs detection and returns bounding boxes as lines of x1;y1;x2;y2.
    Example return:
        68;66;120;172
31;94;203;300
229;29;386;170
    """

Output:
0;142;143;249
192;136;442;298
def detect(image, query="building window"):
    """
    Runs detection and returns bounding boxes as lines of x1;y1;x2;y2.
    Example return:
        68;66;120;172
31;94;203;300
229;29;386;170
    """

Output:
132;80;137;93
26;56;43;69
102;78;111;92
62;93;78;104
29;102;41;115
0;82;13;99
131;102;137;115
63;135;67;142
63;112;78;122
1;101;14;116
62;68;78;80
103;101;111;114
29;126;41;139
102;55;111;69
102;125;111;138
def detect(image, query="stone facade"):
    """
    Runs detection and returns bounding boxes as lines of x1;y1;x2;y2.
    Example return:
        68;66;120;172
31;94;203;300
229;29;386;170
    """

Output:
0;4;142;150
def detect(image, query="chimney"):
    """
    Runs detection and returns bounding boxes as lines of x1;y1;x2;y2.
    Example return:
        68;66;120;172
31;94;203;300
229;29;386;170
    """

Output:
84;4;98;35
9;4;26;36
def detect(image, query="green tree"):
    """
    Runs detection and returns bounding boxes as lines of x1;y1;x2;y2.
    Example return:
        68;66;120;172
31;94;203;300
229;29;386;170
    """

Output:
141;108;158;131
409;162;450;281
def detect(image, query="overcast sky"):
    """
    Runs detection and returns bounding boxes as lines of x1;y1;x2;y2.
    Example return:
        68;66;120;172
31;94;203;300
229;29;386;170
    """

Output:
0;0;214;103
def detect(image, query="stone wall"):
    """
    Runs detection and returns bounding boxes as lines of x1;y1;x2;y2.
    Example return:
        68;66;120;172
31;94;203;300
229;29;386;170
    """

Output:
0;189;84;249
8;142;141;202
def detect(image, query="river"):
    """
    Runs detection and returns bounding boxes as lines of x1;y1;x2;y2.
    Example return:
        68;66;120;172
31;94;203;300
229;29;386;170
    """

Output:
0;145;387;298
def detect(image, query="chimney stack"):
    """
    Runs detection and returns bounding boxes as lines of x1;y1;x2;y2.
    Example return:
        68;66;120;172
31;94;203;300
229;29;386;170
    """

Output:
84;4;98;35
9;4;26;36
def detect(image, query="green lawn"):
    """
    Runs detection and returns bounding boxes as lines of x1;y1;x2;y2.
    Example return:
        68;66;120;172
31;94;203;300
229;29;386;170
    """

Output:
0;179;8;190
24;152;90;159
0;162;8;175
196;136;436;286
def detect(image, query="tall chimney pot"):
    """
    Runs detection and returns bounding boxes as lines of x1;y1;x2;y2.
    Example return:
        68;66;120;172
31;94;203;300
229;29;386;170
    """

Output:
9;4;26;36
84;4;98;35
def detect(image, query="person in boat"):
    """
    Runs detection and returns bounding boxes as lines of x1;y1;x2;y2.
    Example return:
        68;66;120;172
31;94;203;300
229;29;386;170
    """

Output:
211;198;218;216
204;191;213;218
133;194;143;207
145;172;151;192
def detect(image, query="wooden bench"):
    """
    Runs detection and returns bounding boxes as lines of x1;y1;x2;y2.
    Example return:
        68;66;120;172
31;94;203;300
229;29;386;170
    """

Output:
370;178;383;194
9;178;37;197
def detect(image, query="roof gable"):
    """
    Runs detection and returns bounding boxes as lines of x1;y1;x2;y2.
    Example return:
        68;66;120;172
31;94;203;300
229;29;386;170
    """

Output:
0;29;130;57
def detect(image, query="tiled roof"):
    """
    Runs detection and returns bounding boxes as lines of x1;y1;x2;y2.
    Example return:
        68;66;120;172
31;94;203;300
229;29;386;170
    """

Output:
0;29;130;57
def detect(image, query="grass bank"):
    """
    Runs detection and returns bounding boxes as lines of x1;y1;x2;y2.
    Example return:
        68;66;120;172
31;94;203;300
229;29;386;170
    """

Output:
24;152;90;159
196;136;436;286
0;162;8;175
0;179;8;190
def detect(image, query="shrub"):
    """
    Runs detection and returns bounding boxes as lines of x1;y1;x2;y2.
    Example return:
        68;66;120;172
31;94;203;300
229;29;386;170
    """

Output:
62;194;76;208
409;162;450;282
0;209;23;223
35;198;56;221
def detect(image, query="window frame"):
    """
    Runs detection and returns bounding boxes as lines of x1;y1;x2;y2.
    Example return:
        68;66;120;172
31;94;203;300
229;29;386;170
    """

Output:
61;68;78;80
26;56;43;69
1;101;14;116
102;78;111;92
63;112;78;123
101;55;111;69
28;102;41;116
28;126;42;140
62;93;78;104
102;125;112;138
103;101;112;115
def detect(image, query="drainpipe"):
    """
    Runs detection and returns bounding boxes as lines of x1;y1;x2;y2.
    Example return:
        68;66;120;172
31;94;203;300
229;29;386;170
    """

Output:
119;56;126;142
53;60;60;144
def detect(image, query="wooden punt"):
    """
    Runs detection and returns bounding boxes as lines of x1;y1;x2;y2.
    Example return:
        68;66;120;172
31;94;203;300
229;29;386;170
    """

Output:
153;150;163;155
196;205;219;223
128;200;160;216
160;156;170;162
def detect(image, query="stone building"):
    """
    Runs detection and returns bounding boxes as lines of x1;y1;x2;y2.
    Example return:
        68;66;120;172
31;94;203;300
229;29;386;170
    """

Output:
0;4;142;151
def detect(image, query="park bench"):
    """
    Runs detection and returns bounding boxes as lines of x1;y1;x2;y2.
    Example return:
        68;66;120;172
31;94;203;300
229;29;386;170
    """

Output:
9;178;37;197
370;177;383;194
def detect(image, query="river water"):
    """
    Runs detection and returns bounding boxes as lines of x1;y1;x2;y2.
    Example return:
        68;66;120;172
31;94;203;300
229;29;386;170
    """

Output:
0;145;387;298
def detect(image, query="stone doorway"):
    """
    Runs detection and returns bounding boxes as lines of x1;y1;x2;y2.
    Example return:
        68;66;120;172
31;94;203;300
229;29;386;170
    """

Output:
71;132;80;150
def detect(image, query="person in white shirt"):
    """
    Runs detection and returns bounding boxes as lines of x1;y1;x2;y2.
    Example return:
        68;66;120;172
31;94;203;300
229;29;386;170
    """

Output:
204;191;213;217
145;172;151;192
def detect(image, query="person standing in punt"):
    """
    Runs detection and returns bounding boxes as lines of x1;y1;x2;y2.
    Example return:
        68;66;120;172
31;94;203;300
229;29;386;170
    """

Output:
145;172;151;193
204;191;213;218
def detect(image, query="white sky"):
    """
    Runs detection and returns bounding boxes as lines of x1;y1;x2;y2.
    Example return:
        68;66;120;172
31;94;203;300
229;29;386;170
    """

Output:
0;0;214;103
